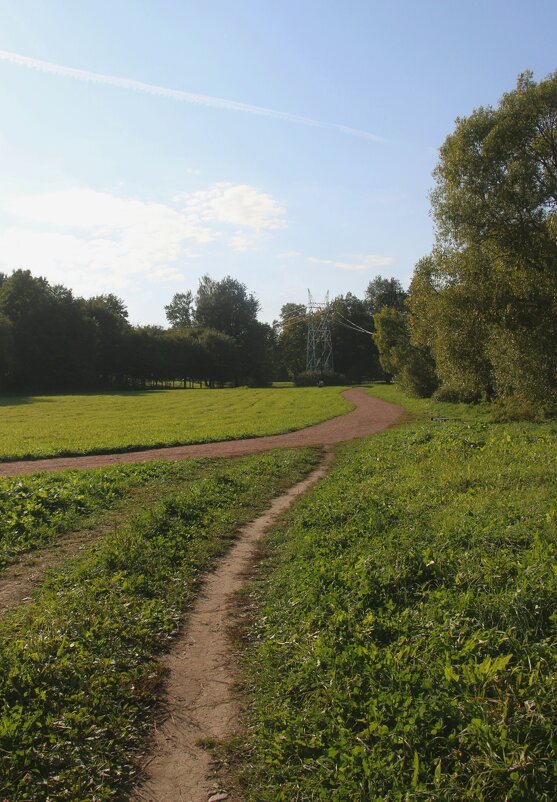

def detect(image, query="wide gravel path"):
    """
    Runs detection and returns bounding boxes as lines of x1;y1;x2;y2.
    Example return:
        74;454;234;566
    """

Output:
0;388;403;477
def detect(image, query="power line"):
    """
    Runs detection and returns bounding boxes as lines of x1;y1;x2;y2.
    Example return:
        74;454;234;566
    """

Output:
335;318;366;334
278;313;308;327
335;312;374;335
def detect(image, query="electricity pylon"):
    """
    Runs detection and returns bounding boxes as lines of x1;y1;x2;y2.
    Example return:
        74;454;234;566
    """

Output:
306;290;333;372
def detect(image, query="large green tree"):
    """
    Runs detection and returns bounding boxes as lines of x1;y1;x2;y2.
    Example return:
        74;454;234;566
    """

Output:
193;275;268;384
275;303;307;379
411;70;557;402
0;270;96;391
84;294;130;385
165;291;194;329
432;71;557;258
193;275;259;337
365;275;407;314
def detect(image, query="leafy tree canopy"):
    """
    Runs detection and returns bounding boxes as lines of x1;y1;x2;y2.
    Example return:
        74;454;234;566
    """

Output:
432;70;557;262
365;275;407;314
405;70;557;404
165;291;194;329
87;294;129;321
194;275;259;337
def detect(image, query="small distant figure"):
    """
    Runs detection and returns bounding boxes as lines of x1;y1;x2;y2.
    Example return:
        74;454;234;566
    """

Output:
317;379;325;388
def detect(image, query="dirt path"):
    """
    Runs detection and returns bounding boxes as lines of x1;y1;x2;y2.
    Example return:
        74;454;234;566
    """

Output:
0;388;403;477
0;389;402;799
132;452;334;802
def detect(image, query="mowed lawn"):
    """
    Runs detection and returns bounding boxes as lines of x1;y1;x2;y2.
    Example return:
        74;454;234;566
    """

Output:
0;386;351;461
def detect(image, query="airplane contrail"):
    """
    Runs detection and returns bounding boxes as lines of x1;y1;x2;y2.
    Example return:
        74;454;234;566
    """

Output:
0;49;383;142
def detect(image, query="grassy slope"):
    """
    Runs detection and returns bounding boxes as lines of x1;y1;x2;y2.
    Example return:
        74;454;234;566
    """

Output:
239;388;556;801
365;382;493;421
0;386;350;461
0;459;218;573
0;448;320;801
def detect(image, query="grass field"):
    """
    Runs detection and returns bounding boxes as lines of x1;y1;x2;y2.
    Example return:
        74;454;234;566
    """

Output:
238;388;557;801
0;386;350;461
0;448;320;801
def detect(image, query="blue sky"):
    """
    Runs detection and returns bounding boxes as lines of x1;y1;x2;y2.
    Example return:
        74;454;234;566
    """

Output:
0;0;555;325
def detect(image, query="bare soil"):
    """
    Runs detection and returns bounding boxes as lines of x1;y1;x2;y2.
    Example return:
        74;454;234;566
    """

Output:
131;451;334;802
0;388;403;477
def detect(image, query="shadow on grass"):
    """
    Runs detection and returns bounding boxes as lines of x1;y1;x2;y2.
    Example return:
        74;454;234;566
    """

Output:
0;396;56;407
0;389;173;407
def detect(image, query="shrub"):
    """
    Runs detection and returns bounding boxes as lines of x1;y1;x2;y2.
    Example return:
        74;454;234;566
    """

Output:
490;395;556;422
294;370;347;387
432;383;483;404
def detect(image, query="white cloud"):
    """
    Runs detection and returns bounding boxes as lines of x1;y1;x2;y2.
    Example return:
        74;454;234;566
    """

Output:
6;187;215;243
0;183;286;295
229;231;259;252
0;49;384;142
309;254;395;271
184;182;286;230
151;265;184;281
0;227;189;297
277;250;301;259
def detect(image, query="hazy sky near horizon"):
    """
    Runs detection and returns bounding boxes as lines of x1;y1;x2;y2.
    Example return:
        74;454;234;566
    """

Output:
0;0;555;326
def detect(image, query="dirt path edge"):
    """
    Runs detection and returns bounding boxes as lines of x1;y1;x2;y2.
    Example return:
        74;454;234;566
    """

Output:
0;388;402;477
131;450;334;802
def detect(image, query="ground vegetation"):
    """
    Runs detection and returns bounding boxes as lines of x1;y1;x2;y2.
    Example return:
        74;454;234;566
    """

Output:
238;385;556;801
0;448;319;801
0;386;350;461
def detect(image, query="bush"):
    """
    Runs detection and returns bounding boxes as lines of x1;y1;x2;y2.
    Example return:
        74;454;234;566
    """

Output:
486;325;557;405
432;383;483;404
294;370;347;387
397;354;438;398
490;395;556;422
373;307;438;398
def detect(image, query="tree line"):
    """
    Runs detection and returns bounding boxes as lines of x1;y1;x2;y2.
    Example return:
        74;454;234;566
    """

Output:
0;271;275;391
0;268;400;393
374;71;557;407
4;74;548;399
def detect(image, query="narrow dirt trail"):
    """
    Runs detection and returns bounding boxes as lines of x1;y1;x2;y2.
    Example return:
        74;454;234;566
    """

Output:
0;389;403;799
132;451;334;802
0;388;403;477
0;391;402;618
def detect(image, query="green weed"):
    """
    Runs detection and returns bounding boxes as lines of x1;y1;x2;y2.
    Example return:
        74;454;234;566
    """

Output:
0;460;214;572
0;448;319;801
240;399;556;800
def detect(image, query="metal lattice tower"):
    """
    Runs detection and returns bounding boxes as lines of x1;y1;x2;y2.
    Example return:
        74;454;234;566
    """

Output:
306;290;333;372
